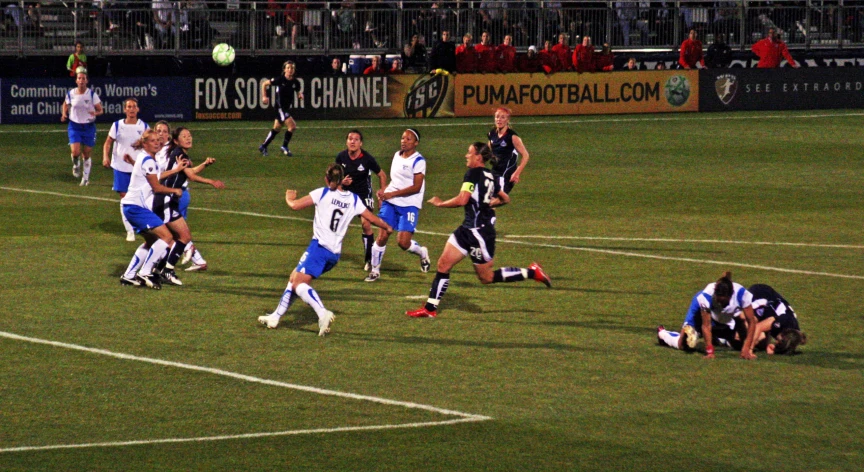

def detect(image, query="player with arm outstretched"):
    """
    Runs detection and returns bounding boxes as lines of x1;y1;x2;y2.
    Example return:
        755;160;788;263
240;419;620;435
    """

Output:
258;164;393;335
405;142;551;318
259;60;304;157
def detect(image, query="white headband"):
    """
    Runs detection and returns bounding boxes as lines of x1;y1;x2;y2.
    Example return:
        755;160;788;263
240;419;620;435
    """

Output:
406;129;419;141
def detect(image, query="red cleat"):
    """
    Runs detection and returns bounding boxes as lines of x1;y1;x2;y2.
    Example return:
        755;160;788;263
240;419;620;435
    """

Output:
406;306;437;318
529;262;552;287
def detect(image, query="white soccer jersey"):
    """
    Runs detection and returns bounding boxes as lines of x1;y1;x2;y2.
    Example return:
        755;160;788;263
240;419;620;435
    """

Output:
121;153;161;209
309;187;367;254
64;88;101;124
383;151;426;209
109;119;149;173
696;282;754;327
155;143;170;166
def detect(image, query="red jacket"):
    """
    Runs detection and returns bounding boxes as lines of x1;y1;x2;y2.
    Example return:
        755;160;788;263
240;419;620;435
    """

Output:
678;38;705;69
593;51;614;72
456;44;478;73
538;49;560;73
363;65;385;75
496;44;516;73
751;38;797;68
475;43;497;73
551;43;572;71
516;52;542;73
572;44;595;73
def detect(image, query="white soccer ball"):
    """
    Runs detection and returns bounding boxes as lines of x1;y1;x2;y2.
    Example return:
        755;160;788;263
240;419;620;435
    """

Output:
212;43;235;67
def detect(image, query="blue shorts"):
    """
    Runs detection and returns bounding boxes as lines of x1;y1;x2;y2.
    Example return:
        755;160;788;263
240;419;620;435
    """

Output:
295;239;340;279
122;204;167;234
68;122;97;147
113;170;132;193
378;202;420;233
178;189;191;219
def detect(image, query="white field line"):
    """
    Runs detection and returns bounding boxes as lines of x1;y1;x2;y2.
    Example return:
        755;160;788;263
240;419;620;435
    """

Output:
0;330;492;453
2;186;862;280
502;235;864;250
1;111;863;134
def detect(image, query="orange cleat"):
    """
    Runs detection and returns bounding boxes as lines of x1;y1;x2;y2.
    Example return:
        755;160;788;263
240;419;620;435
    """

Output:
529;262;552;287
406;306;437;318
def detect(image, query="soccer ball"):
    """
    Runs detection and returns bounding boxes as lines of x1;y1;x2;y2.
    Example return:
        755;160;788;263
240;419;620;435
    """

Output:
212;43;235;67
664;75;691;107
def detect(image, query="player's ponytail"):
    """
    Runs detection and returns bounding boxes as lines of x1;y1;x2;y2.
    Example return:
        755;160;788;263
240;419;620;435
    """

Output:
714;271;734;299
473;142;497;167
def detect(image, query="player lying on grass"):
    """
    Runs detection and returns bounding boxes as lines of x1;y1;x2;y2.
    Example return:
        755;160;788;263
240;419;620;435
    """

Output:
405;141;551;319
258;164;393;335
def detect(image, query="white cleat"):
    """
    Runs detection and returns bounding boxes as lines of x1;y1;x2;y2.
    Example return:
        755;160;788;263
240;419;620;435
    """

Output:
318;310;334;336
126;231;136;242
72;164;81;178
364;271;380;282
682;325;699;349
79;178;89;187
419;246;431;273
180;246;194;265
258;312;280;329
185;263;207;272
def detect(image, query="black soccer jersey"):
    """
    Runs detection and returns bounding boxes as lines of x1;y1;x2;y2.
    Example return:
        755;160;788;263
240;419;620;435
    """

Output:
461;166;500;228
163;147;190;190
487;127;519;176
335;150;381;198
749;284;800;337
270;75;302;110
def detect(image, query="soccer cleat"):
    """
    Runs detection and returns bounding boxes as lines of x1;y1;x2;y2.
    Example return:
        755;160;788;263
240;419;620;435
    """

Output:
364;261;371;272
258;312;280;329
682;325;699;349
280;146;293;157
138;273;162;290
406;306;437;318
120;275;142;287
656;325;665;345
258;145;268;156
318;310;335;336
529;262;552;287
185;263;207;272
180;246;194;265
72;163;81;178
79;178;89;187
419;246;431;273
126;231;136;242
161;269;183;286
364;271;379;282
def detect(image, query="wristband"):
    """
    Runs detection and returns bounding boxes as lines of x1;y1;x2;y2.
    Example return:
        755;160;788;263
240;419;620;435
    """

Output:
705;345;714;355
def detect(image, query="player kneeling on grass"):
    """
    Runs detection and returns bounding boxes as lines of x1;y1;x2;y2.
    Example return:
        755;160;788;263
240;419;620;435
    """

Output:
258;164;393;335
657;271;759;360
406;142;551;319
746;284;807;355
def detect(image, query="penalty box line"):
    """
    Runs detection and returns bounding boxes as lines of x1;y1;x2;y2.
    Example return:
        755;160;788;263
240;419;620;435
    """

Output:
0;331;492;453
3;186;863;280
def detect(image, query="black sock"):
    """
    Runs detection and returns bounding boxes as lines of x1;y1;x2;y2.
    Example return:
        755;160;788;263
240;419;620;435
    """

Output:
362;233;374;263
425;271;450;312
492;267;527;283
165;241;187;270
262;129;279;147
282;130;293;148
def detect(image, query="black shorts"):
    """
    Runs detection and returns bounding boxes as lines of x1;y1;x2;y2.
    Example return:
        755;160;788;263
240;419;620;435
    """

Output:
495;168;516;194
447;225;496;264
349;189;374;214
276;107;293;123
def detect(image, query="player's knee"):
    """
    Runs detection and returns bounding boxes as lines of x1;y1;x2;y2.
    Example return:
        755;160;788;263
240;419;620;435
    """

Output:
398;240;411;250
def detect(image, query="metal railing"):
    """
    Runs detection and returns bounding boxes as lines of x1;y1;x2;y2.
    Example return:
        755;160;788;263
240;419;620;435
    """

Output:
1;1;860;57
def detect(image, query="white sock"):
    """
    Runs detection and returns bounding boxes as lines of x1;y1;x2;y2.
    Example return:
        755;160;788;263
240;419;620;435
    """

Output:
273;282;295;317
191;249;206;265
659;329;681;349
82;158;92;180
295;282;328;318
138;239;169;276
406;240;424;256
123;244;149;278
71;154;80;167
121;203;134;234
370;242;385;270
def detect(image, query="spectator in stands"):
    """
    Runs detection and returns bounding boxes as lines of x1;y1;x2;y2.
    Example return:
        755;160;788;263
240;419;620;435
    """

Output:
402;33;427;73
624;56;638;70
333;0;358;49
678;29;705;69
475;31;497;73
283;0;304;50
330;57;345;76
751;27;799;68
429;29;456;73
479;1;507;34
389;57;405;74
363;55;386;75
551;33;571;71
179;0;213;49
616;1;648;47
538;40;560;73
516;44;542;73
572;35;595;73
593;42;615;71
67;41;87;77
706;33;732;69
655;62;666;70
152;0;176;48
455;33;478;74
495;34;516;73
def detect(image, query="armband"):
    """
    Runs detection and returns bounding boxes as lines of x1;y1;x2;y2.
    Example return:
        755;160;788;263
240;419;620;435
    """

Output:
460;182;475;193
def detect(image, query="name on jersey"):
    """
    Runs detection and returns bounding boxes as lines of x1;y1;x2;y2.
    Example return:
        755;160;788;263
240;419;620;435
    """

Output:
331;198;350;209
194;77;391;111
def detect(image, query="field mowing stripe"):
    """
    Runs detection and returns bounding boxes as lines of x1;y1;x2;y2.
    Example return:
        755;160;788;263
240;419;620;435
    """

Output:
0;418;485;453
1;111;862;134
502;235;864;250
3;186;862;279
0;331;493;423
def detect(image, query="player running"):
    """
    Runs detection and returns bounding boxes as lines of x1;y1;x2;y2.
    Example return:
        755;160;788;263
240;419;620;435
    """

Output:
61;70;104;186
259;60;304;157
487;107;530;195
102;97;148;241
335;129;387;270
258;164;393;335
405;142;551;318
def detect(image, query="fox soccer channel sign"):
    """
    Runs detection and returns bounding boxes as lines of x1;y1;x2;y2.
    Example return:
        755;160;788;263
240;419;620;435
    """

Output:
664;75;691;107
212;43;235;67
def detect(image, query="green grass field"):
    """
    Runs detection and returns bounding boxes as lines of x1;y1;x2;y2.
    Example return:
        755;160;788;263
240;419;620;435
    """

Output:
1;111;863;471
